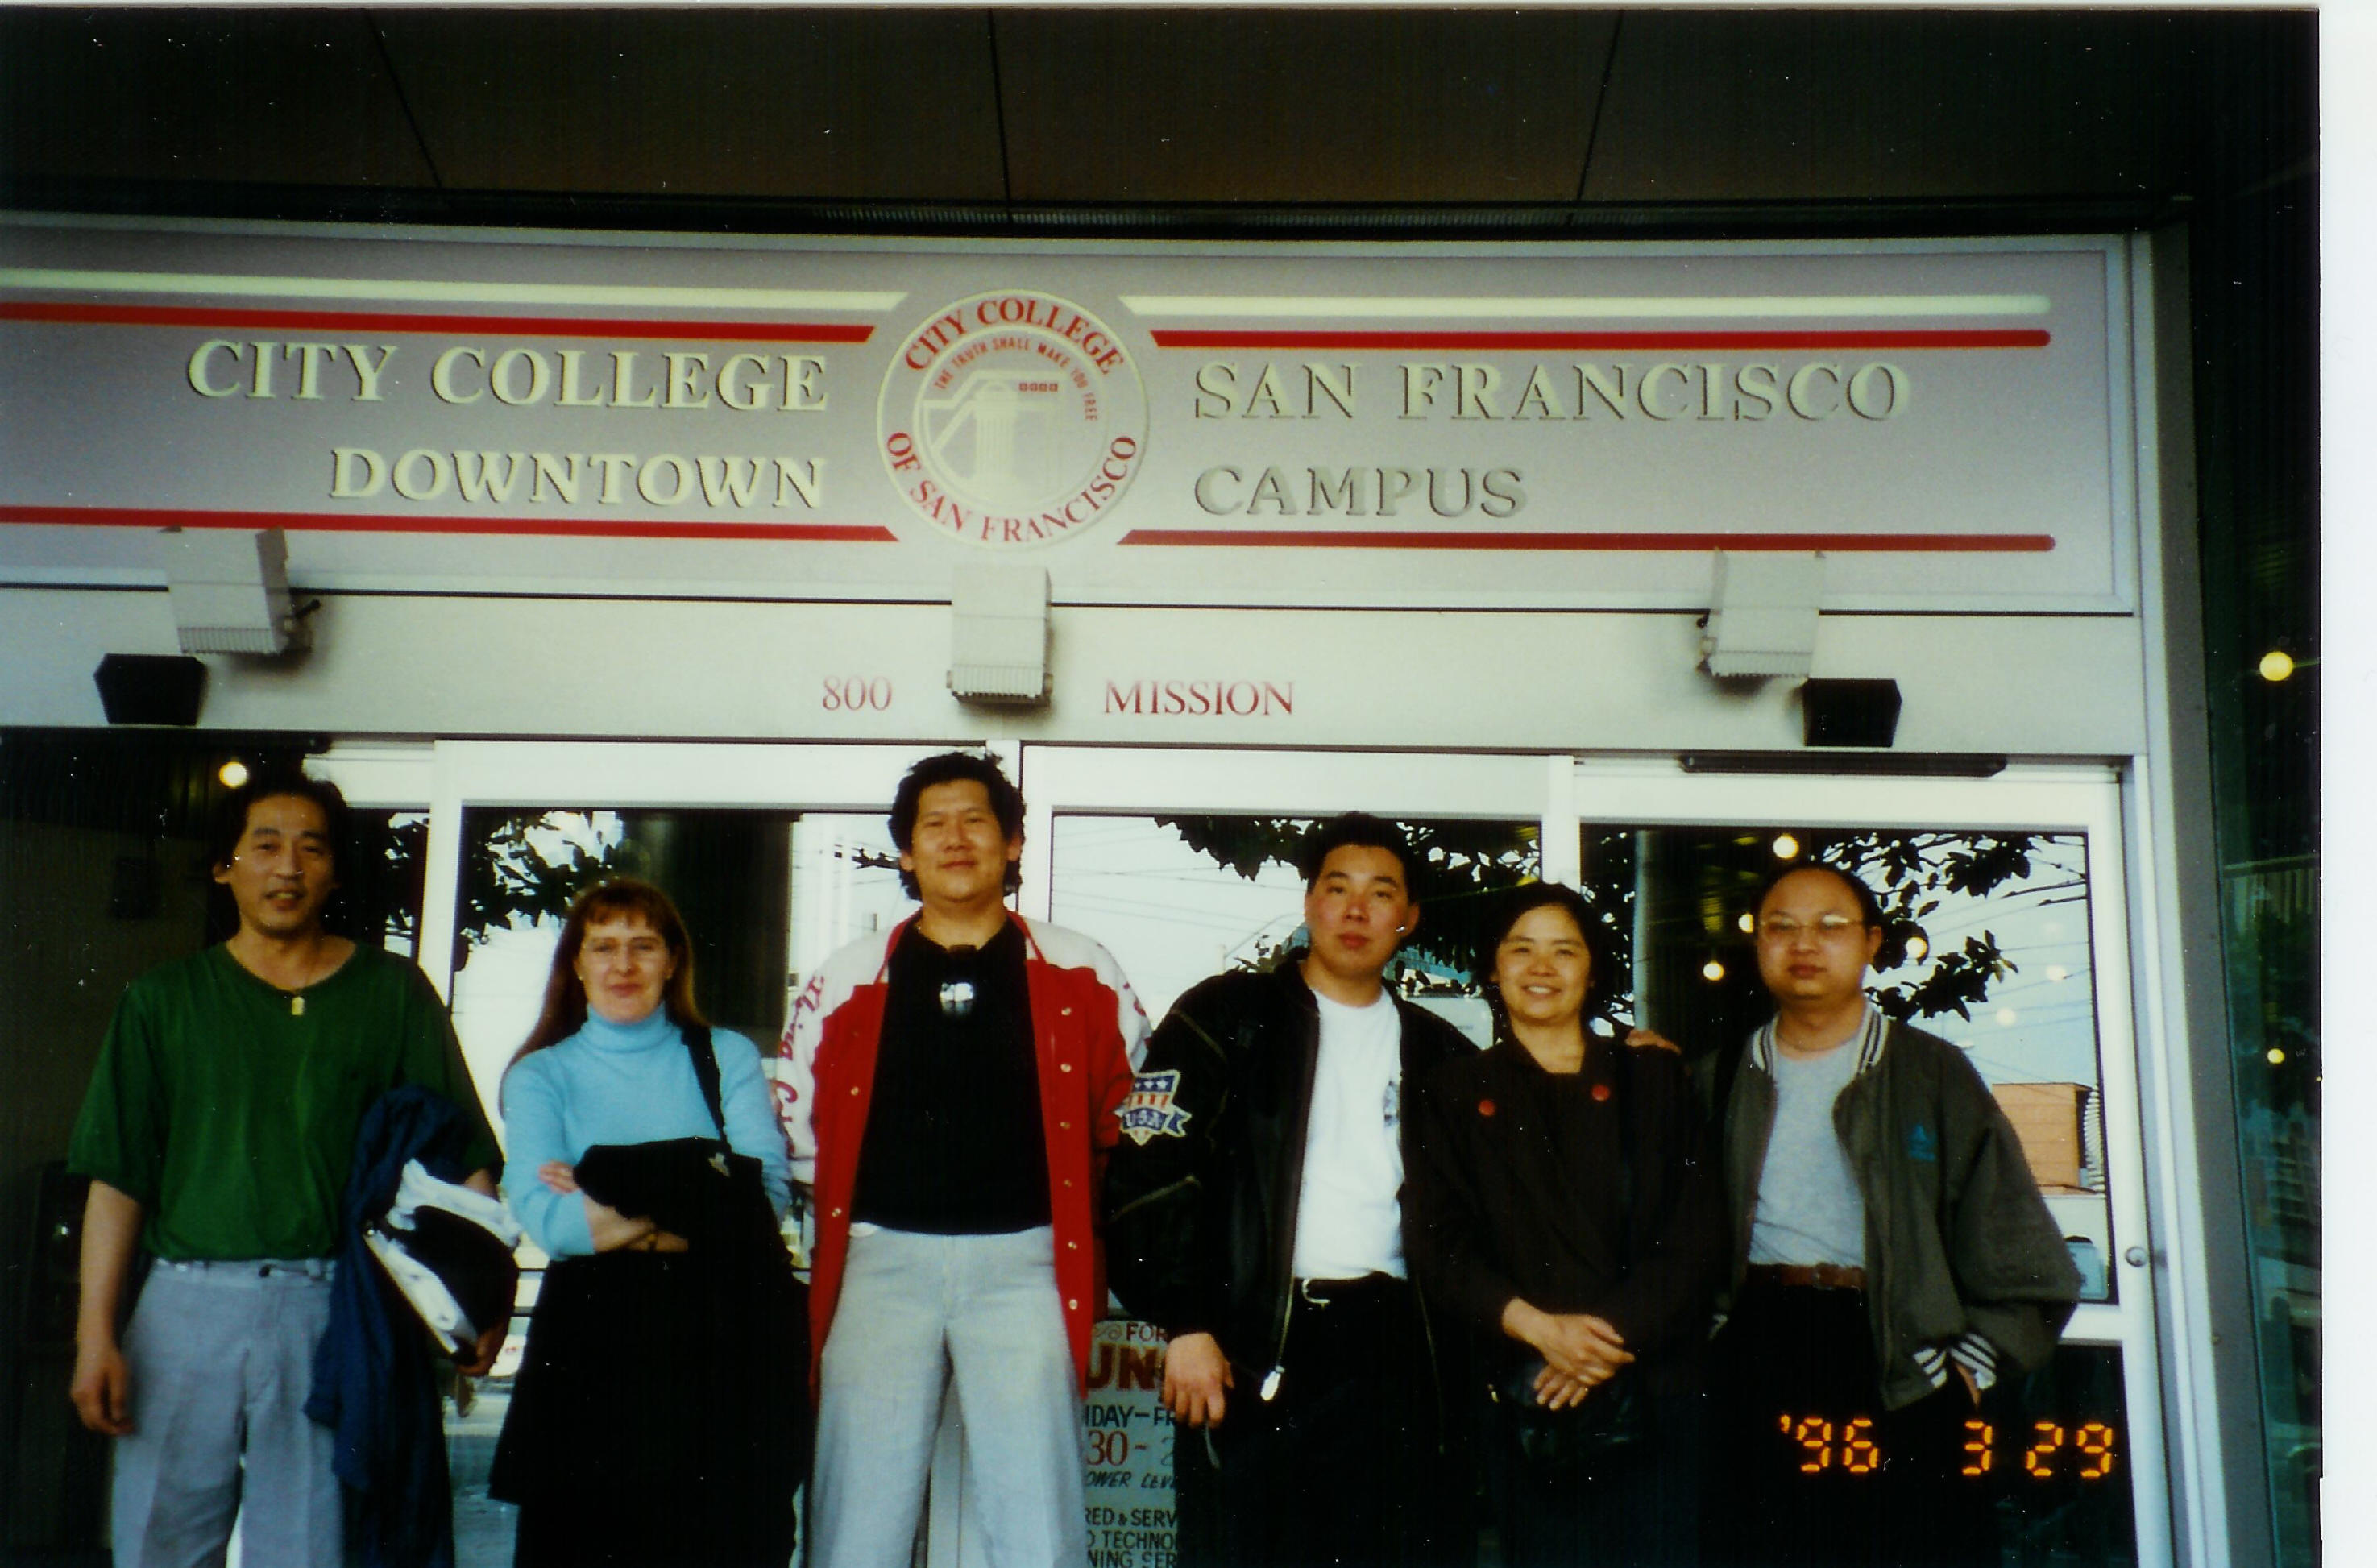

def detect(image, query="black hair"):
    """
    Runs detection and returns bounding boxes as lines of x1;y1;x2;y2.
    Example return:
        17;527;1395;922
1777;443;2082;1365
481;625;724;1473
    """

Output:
205;765;352;877
1472;882;1618;1031
1754;860;1905;966
888;751;1027;898
1296;812;1417;890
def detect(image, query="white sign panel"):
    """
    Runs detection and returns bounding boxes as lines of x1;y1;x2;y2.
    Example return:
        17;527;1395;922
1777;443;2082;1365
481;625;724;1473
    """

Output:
0;222;2130;611
1083;1317;1177;1568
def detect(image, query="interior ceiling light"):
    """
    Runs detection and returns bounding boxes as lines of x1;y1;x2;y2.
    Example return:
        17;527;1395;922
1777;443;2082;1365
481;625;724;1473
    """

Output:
218;760;251;789
1772;833;1800;860
2259;649;2296;682
1701;958;1726;982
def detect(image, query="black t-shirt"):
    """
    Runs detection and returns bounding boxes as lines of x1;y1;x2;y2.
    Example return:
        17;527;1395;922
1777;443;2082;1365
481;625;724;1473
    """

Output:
851;920;1052;1234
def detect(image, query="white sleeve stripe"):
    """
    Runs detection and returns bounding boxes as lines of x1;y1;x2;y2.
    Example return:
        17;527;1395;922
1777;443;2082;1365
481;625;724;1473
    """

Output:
1020;919;1151;1068
772;931;897;1186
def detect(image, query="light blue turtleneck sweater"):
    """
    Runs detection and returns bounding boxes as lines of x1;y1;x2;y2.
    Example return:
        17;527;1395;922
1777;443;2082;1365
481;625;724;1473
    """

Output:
499;1010;793;1259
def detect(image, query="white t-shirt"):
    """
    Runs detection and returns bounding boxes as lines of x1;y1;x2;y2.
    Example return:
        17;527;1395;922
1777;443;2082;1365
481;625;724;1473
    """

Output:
1290;988;1408;1280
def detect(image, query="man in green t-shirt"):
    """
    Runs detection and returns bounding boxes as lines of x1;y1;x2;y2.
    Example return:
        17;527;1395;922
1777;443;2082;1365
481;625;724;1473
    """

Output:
68;769;501;1568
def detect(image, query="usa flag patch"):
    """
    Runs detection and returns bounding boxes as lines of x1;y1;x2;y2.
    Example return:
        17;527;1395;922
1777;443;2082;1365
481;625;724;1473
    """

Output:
1118;1069;1191;1145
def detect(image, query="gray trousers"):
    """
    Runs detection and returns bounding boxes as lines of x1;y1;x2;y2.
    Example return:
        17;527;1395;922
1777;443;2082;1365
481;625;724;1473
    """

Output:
112;1259;342;1568
811;1226;1087;1568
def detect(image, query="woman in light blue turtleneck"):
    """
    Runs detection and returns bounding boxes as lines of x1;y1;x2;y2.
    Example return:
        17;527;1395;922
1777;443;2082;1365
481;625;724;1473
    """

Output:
500;1001;790;1259
486;879;805;1568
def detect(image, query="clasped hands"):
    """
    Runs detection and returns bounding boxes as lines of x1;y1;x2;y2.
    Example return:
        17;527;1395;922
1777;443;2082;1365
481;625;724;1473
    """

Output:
1499;1031;1664;1409
1502;1300;1633;1410
537;1160;690;1254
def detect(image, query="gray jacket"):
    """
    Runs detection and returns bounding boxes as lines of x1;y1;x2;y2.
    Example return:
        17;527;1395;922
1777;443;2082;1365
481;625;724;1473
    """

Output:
1718;1011;2082;1410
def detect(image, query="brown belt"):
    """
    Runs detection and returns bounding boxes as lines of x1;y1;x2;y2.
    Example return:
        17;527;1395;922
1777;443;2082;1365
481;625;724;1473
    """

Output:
1746;1262;1867;1292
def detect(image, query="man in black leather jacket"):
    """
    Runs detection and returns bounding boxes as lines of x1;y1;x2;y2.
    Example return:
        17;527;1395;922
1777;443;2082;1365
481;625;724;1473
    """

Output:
1105;815;1472;1568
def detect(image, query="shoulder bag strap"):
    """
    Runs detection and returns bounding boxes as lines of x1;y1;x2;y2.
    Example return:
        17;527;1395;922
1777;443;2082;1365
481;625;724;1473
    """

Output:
681;1023;728;1140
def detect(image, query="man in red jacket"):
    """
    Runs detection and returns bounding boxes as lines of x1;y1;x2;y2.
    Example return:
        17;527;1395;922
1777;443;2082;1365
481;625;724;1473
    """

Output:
777;752;1147;1568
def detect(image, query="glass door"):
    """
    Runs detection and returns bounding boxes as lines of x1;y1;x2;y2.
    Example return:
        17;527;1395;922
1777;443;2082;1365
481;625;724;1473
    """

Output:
1009;747;1555;1568
1009;747;2164;1568
1565;758;2163;1568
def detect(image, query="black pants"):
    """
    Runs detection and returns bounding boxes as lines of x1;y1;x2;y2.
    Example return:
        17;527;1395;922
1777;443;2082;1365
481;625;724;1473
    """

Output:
1173;1276;1455;1568
1706;1280;1998;1568
1481;1376;1703;1568
491;1250;807;1568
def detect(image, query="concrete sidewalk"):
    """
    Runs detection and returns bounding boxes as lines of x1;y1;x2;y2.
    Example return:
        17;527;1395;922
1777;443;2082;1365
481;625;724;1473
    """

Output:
447;1386;518;1568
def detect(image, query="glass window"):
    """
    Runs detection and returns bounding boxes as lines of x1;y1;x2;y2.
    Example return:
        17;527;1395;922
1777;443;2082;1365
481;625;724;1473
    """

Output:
1050;812;1545;1036
1609;825;2115;1305
2218;854;2319;1565
786;811;912;981
440;806;882;1139
338;808;429;959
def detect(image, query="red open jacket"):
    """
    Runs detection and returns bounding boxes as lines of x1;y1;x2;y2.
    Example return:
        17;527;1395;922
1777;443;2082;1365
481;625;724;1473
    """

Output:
772;914;1147;1388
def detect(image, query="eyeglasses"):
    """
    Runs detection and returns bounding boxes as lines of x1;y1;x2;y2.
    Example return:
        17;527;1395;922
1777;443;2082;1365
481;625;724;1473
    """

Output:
583;937;669;964
1757;914;1868;941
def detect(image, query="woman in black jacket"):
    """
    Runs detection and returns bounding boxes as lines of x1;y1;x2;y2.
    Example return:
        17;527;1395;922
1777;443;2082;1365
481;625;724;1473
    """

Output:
1406;884;1726;1568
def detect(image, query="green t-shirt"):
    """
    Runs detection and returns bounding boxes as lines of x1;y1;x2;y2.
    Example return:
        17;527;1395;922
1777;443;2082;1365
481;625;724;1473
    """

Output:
68;944;501;1261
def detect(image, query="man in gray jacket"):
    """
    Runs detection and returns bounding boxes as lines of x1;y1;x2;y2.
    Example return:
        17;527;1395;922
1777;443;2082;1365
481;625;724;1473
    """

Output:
1708;863;2080;1568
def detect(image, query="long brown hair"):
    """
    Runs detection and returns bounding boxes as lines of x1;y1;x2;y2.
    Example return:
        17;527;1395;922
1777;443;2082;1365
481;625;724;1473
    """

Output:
509;877;707;1068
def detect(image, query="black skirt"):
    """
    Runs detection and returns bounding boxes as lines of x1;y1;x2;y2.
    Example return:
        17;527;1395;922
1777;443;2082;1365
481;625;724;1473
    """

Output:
489;1247;809;1568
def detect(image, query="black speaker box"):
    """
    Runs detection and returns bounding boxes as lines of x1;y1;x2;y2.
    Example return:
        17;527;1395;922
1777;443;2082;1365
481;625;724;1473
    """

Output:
93;653;207;725
1801;678;1902;748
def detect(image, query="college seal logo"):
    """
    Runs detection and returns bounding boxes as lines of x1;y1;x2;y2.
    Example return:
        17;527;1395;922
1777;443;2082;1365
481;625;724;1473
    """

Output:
877;289;1148;547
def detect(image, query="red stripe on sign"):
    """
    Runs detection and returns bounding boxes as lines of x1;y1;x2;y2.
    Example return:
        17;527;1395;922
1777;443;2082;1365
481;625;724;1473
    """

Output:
0;504;899;543
1117;529;2055;553
1148;329;2049;351
0;301;876;342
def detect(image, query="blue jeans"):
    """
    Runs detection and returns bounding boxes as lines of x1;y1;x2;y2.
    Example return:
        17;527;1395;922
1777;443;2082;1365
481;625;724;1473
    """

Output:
111;1259;342;1568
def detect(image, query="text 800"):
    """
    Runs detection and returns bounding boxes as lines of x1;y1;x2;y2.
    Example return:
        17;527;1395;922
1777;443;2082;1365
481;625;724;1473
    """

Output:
822;678;893;711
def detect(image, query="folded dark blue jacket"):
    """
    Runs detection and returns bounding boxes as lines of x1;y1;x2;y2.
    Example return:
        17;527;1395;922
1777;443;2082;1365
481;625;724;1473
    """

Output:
306;1085;498;1568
